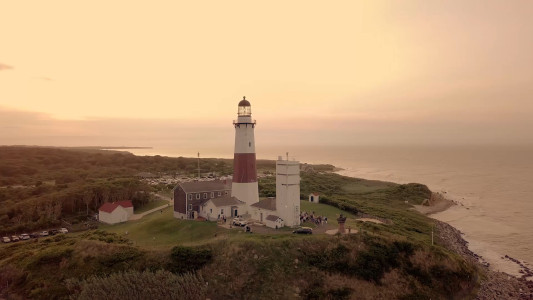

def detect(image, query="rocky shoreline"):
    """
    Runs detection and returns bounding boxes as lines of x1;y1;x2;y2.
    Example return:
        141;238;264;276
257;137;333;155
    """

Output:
435;220;533;299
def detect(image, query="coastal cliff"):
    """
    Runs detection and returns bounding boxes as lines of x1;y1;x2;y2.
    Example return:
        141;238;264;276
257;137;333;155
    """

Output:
0;147;528;299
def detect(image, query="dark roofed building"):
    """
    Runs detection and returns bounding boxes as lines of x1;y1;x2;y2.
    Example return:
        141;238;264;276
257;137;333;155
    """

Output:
200;196;245;221
173;180;232;219
209;196;243;207
250;197;276;211
266;215;280;221
249;197;277;223
265;214;284;229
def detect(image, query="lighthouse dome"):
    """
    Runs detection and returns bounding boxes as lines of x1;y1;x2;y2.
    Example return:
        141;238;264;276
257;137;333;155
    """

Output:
238;96;251;116
238;97;251;107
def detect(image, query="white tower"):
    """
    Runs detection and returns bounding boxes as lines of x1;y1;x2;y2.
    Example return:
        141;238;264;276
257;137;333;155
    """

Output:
275;154;301;227
231;97;259;208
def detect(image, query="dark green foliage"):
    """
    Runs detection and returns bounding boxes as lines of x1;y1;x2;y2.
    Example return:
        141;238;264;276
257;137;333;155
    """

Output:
27;246;74;268
258;176;276;197
307;238;417;283
82;230;132;245
388;183;432;205
168;246;213;274
97;248;142;268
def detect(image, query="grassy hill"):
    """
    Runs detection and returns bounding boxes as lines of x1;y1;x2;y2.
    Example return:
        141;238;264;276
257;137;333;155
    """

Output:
0;147;482;299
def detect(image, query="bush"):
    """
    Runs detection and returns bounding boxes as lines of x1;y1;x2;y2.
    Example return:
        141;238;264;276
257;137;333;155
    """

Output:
97;248;142;268
168;246;213;274
307;238;416;283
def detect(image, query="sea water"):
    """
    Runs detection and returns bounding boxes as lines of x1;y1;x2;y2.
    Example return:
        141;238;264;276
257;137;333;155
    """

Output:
125;144;533;276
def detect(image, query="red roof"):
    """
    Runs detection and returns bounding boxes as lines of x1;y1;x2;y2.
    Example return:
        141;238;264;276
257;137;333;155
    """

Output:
117;200;133;208
311;193;320;196
99;200;133;213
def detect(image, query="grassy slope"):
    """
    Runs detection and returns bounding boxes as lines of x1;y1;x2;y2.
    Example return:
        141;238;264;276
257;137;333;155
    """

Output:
100;207;223;249
0;148;481;299
134;199;168;214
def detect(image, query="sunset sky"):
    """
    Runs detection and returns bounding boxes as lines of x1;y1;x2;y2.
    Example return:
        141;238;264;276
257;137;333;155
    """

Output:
1;1;533;154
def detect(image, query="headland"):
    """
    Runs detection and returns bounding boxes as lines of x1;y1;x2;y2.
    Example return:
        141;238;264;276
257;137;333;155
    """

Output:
0;146;532;299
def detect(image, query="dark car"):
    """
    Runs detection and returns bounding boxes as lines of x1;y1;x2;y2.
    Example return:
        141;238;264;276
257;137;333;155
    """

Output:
30;232;39;238
292;227;313;234
49;229;59;235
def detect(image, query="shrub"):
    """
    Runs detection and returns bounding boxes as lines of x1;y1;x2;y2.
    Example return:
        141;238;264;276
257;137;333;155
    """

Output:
168;246;213;274
97;248;142;268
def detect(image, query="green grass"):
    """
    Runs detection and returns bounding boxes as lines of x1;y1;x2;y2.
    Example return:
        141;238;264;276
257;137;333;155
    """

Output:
134;199;168;213
100;207;224;249
341;180;396;194
300;200;363;229
301;200;355;221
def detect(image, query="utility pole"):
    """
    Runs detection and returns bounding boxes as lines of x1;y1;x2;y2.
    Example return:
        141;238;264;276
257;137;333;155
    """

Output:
431;224;434;246
197;152;200;179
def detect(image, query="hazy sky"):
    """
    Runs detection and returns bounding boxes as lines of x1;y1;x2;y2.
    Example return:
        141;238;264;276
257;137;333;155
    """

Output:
1;1;533;151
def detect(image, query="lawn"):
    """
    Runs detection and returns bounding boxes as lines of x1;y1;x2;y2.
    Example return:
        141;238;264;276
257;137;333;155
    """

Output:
99;199;369;250
134;199;168;213
100;206;225;249
300;200;363;229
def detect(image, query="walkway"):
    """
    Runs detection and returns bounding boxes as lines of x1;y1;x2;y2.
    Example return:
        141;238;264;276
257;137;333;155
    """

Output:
128;193;173;221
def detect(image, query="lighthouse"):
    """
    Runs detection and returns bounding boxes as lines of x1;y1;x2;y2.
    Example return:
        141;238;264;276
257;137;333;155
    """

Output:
231;97;259;208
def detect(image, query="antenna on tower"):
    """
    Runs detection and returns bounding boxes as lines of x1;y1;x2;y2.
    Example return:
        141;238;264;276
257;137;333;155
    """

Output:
286;152;289;161
197;152;201;179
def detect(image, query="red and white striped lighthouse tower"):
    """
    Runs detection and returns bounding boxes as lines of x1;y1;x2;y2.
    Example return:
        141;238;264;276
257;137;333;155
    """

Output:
231;96;259;207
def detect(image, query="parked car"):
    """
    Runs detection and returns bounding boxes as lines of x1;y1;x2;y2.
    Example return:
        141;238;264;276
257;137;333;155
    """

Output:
49;229;59;235
11;235;20;242
2;236;11;243
30;232;39;238
292;227;313;234
232;218;247;226
19;233;30;240
58;228;69;234
39;231;49;237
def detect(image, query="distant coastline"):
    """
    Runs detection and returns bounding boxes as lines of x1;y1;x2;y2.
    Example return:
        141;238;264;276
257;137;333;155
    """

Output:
3;145;153;150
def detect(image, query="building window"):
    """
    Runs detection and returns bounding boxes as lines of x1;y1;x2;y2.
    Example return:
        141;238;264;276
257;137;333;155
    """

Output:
188;204;192;210
221;209;224;215
203;193;207;199
196;194;200;199
211;192;214;198
225;191;228;195
188;194;192;200
210;208;212;213
218;191;221;196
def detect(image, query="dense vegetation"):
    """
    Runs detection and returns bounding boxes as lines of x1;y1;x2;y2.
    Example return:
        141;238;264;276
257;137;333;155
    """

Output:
0;146;481;299
0;146;250;235
0;228;478;299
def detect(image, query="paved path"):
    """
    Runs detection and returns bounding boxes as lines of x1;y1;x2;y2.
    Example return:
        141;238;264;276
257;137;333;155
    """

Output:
128;193;173;221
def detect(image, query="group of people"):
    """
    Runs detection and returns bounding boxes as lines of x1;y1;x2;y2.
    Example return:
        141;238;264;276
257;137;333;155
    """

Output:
300;211;328;225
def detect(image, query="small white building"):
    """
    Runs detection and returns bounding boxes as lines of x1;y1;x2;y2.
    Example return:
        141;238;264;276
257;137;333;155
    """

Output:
98;201;134;224
200;196;245;221
250;197;277;224
309;193;320;203
265;215;284;229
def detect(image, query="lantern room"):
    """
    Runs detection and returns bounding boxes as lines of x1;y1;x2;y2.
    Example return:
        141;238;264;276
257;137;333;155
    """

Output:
238;96;251;116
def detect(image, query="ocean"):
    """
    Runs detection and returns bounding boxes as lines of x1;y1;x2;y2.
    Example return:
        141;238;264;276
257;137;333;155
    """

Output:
124;144;533;276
